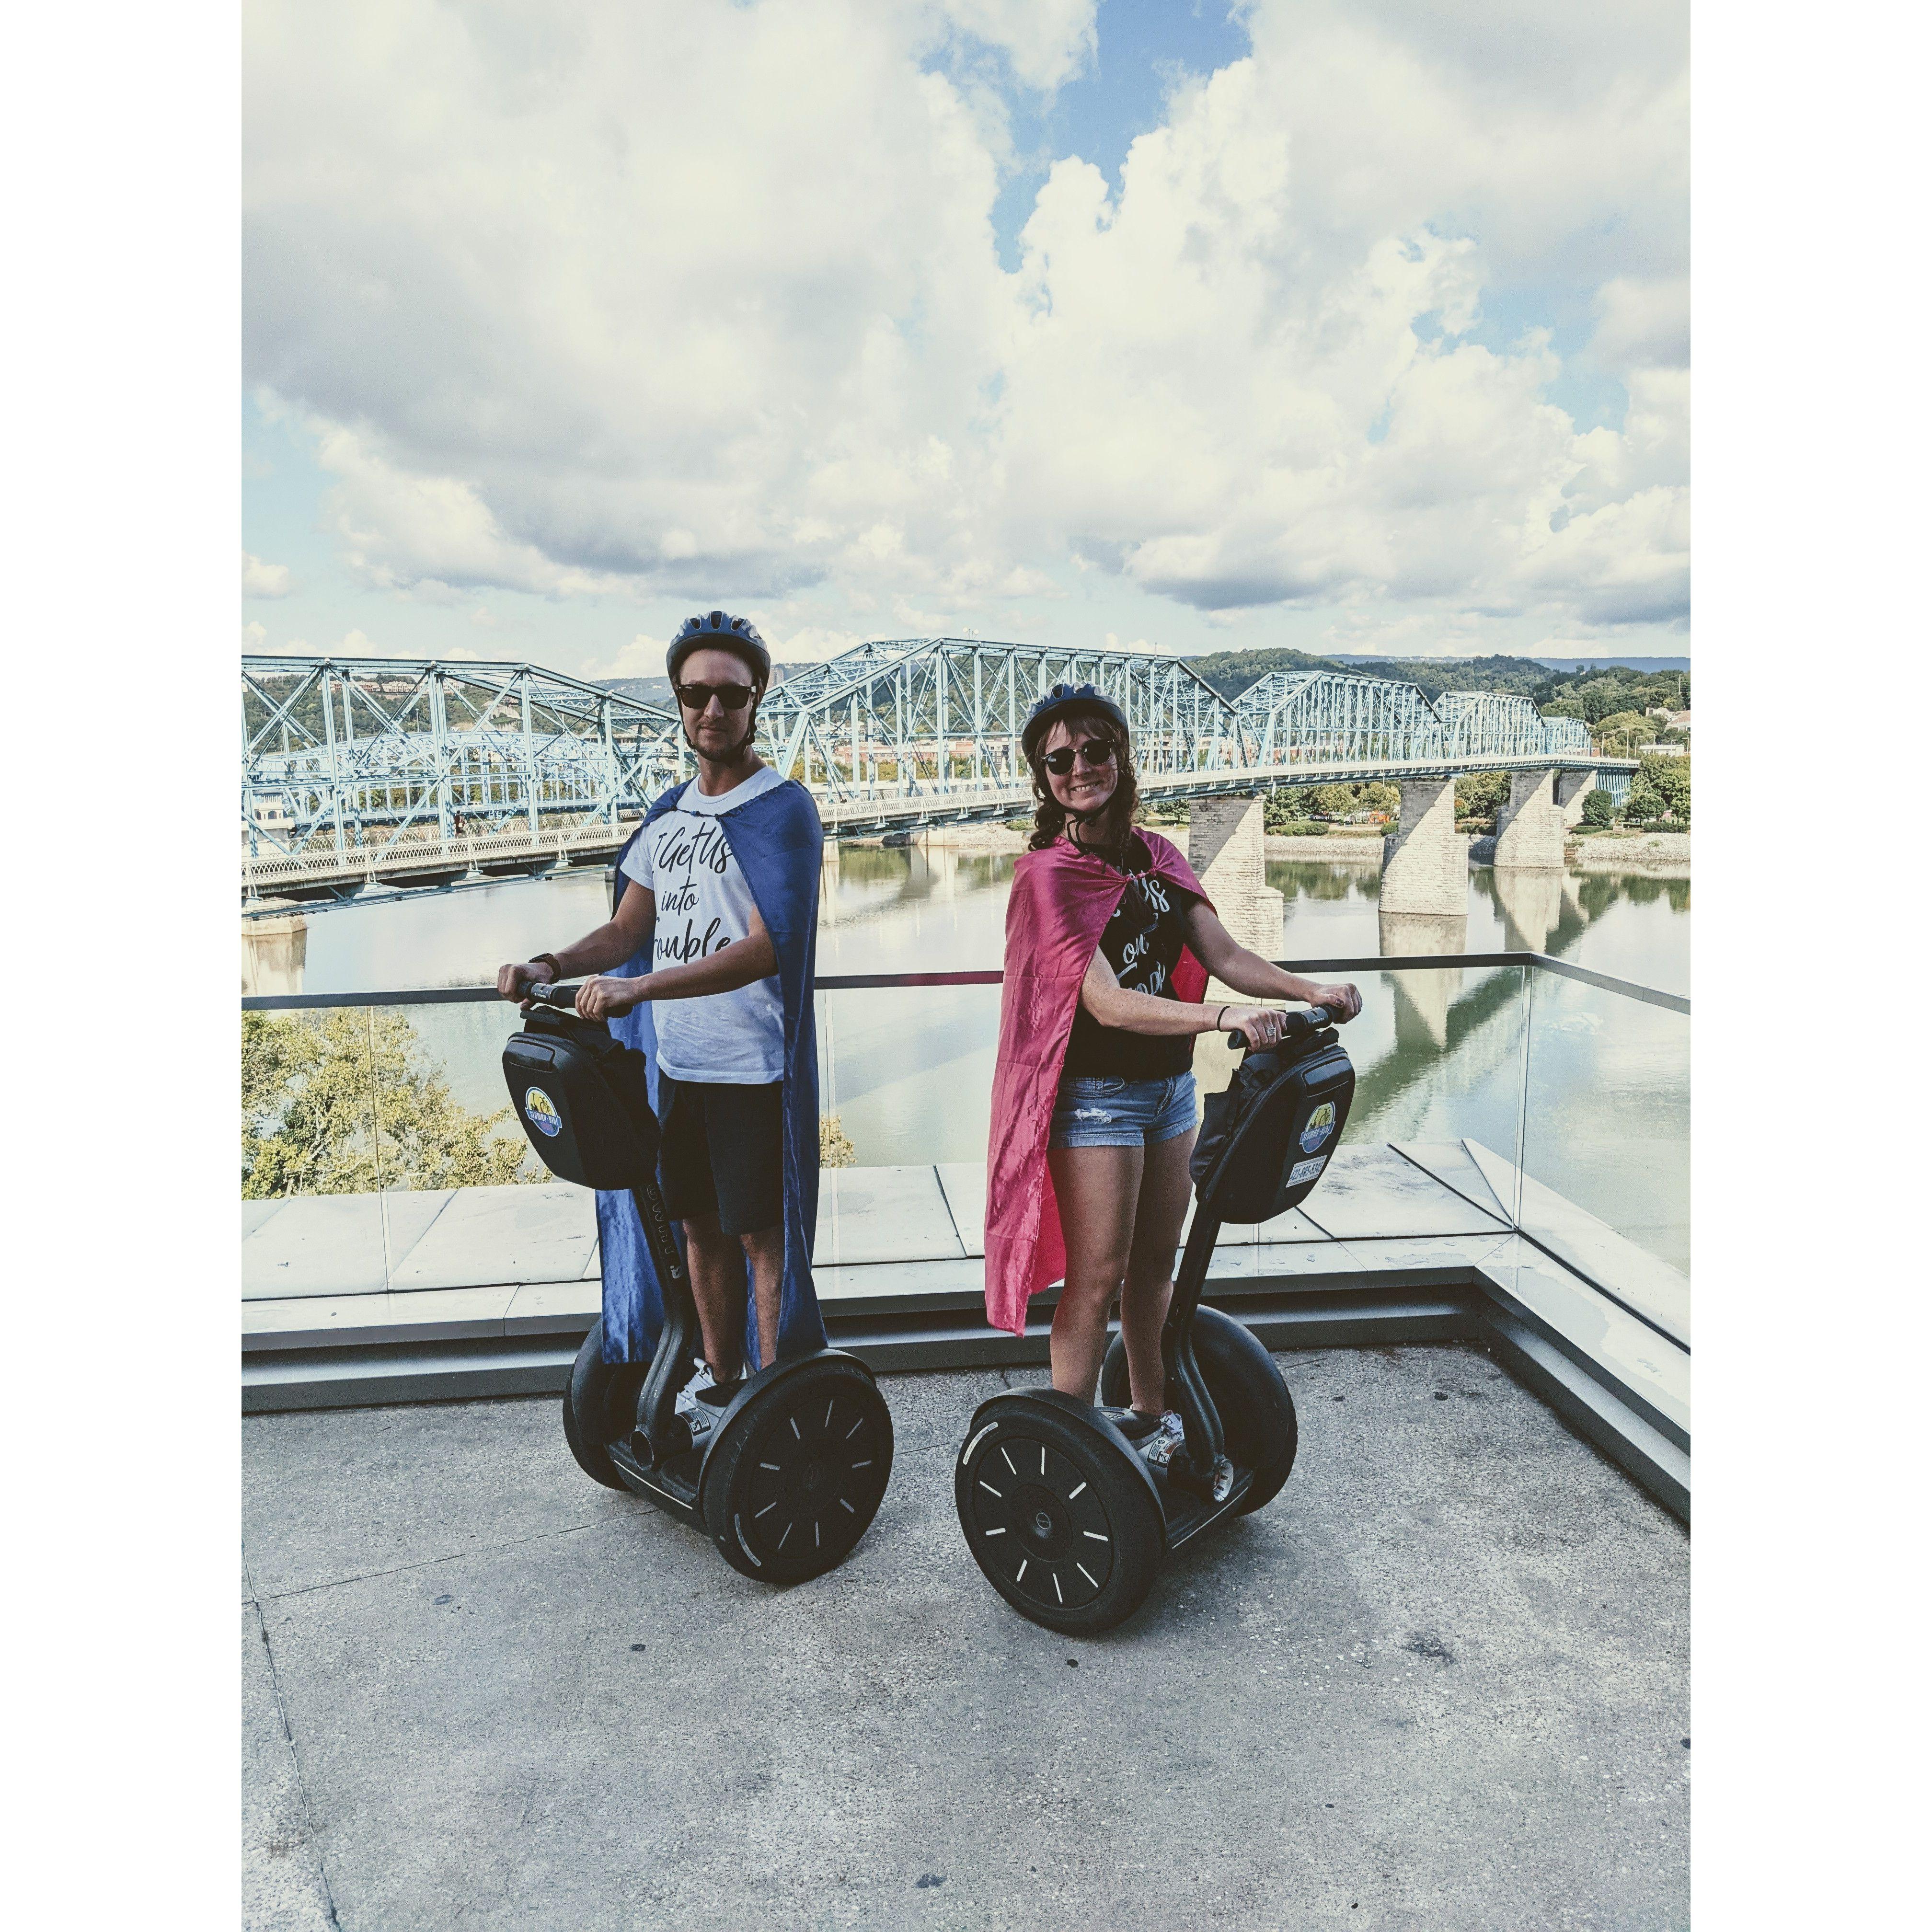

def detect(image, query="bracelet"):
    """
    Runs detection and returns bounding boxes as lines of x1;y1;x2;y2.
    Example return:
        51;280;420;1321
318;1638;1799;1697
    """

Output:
1215;1004;1229;1033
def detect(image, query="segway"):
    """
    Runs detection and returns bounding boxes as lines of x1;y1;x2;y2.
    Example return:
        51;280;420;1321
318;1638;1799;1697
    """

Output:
505;985;893;1583
954;1006;1355;1634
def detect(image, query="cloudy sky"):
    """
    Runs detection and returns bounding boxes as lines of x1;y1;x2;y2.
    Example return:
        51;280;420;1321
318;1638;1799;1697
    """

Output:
242;0;1688;676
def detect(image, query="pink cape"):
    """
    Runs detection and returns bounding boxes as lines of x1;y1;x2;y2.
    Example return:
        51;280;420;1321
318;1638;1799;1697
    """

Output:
982;831;1212;1336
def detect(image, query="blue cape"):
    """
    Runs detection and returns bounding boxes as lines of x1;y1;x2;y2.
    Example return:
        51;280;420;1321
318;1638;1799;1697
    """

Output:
595;773;828;1366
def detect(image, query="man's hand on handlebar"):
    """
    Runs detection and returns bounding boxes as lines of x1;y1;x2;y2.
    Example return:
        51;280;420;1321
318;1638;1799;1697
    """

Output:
1307;982;1362;1022
574;975;646;1021
497;961;548;1002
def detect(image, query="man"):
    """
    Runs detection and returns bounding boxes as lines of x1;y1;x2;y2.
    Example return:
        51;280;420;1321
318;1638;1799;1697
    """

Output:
497;610;827;1427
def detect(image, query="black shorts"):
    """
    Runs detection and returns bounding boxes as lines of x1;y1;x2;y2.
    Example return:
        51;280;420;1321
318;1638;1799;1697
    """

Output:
654;1073;784;1236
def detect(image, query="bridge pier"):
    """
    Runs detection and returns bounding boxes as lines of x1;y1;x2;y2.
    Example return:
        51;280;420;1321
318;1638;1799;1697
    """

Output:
1380;780;1467;918
1494;770;1594;870
1186;794;1284;960
242;908;307;997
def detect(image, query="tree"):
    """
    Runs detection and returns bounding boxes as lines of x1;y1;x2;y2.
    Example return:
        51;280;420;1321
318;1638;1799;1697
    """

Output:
243;1009;540;1197
1624;752;1690;826
1579;787;1616;829
1304;782;1359;818
1592;709;1660;755
1456;770;1510;823
820;1115;856;1167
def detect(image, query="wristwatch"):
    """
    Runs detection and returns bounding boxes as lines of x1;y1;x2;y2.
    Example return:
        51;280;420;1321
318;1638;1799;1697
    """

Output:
532;952;563;982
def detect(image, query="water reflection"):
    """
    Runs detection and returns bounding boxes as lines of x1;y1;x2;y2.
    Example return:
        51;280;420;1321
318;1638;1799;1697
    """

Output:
1486;865;1571;954
1377;912;1466;1051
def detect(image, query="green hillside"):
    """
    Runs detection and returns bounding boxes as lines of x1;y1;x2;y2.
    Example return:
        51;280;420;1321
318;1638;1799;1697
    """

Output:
1183;646;1688;716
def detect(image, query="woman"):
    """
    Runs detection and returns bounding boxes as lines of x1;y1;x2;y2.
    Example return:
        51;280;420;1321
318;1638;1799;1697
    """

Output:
983;683;1361;1433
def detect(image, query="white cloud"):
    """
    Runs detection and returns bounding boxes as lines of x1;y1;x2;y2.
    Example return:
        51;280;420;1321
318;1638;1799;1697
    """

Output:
931;0;1096;92
242;551;292;598
246;0;1687;644
592;634;671;679
243;620;268;648
1591;276;1690;373
990;5;1688;625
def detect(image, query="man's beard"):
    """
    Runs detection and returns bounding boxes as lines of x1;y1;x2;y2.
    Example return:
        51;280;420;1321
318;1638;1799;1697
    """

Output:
685;703;760;767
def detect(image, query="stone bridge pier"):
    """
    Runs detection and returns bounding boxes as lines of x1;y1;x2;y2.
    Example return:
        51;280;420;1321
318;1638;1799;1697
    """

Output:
1187;795;1284;962
1183;794;1284;1092
242;908;308;997
1380;780;1468;922
1495;770;1595;869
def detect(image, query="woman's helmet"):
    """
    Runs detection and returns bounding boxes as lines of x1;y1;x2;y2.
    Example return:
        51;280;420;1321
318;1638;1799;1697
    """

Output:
1020;681;1129;764
666;610;772;688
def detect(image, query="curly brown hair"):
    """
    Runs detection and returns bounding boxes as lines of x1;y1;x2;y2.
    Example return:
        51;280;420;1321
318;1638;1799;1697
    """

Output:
1026;703;1142;856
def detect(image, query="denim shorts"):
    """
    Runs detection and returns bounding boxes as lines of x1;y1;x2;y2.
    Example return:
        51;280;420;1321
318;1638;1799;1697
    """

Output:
1048;1071;1198;1150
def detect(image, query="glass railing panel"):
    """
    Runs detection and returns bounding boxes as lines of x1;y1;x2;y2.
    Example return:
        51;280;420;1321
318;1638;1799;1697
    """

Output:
240;961;1687;1311
813;982;1004;1171
1518;970;1690;1327
1265;963;1529;1242
243;996;556;1301
242;1003;397;1301
365;998;570;1298
364;999;547;1194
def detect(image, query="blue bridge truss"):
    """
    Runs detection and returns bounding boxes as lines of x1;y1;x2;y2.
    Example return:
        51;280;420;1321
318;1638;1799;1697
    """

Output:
242;642;1631;899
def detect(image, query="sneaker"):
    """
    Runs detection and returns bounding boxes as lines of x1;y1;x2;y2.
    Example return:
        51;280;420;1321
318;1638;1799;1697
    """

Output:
1099;1405;1162;1442
1141;1411;1189;1469
674;1359;717;1431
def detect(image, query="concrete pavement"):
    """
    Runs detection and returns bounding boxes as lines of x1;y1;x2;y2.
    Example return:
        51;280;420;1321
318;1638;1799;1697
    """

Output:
243;1345;1688;1931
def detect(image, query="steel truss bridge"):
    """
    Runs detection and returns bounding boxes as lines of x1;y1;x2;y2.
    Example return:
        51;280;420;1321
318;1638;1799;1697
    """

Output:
242;643;1634;900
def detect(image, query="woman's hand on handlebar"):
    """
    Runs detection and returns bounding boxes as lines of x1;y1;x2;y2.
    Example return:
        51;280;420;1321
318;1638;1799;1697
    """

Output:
1221;1005;1290;1050
1308;982;1362;1022
575;975;646;1021
497;961;547;1002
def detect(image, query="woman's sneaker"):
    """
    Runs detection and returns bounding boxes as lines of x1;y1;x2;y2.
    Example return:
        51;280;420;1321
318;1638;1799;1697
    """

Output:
1099;1405;1162;1441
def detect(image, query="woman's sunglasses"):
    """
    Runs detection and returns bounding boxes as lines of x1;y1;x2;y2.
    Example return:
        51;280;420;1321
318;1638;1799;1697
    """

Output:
1040;738;1117;777
674;680;757;713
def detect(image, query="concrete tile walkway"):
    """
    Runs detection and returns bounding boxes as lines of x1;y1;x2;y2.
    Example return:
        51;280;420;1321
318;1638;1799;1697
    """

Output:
243;1348;1688;1932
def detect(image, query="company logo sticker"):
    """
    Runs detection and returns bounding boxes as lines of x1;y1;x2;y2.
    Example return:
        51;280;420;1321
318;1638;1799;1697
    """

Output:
1299;1102;1336;1154
523;1087;562;1138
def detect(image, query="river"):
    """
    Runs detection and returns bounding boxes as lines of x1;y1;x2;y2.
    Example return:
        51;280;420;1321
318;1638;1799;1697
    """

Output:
261;841;1690;1275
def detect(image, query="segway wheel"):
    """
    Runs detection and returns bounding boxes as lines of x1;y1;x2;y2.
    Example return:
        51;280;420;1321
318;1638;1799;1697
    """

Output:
562;1319;649;1494
955;1407;1163;1635
1100;1306;1298;1515
701;1360;893;1584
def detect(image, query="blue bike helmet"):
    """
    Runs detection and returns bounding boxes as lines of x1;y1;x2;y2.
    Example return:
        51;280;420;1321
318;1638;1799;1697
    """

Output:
1020;681;1129;764
666;610;772;687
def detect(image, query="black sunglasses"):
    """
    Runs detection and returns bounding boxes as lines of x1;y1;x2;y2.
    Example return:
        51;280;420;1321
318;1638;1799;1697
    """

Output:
674;680;757;713
1040;738;1117;776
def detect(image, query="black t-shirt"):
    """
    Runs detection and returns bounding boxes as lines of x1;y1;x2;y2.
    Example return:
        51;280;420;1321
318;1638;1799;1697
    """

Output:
1061;836;1200;1081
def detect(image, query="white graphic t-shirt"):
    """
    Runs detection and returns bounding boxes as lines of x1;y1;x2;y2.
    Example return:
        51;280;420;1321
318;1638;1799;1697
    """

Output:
619;765;787;1084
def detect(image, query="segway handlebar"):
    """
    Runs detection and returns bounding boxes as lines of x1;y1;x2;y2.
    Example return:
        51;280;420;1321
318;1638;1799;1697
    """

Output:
525;981;583;1011
1223;1004;1341;1051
